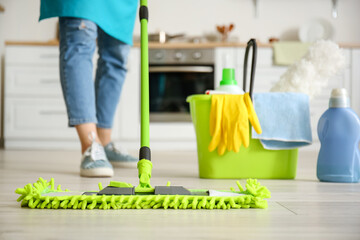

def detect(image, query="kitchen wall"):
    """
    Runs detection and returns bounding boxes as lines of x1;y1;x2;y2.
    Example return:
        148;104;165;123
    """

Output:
143;0;360;43
0;0;359;44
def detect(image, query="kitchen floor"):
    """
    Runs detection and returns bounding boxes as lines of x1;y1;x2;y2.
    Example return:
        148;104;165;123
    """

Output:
0;149;359;240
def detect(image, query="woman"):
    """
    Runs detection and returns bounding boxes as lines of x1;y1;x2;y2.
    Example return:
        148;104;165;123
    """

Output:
40;0;138;177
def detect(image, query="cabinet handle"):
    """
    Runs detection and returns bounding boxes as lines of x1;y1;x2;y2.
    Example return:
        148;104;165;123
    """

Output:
39;110;66;115
40;54;58;59
149;66;213;73
40;79;58;84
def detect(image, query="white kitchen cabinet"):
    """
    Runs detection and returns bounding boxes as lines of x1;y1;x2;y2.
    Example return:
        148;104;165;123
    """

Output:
4;45;74;149
3;44;358;150
3;45;138;149
351;49;360;117
116;48;140;141
5;97;75;139
6;65;62;97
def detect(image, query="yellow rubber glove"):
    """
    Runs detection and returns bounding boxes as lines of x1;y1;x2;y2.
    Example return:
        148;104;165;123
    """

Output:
222;96;234;153
222;95;248;151
209;95;249;155
208;94;262;155
235;95;250;149
208;95;224;153
244;93;262;135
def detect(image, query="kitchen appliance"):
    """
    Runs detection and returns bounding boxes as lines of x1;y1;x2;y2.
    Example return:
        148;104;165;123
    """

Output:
149;48;214;122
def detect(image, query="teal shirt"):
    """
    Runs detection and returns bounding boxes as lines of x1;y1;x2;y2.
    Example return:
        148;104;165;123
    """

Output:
40;0;138;45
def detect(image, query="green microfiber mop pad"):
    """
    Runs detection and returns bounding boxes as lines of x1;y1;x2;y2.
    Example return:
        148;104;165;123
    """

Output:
15;178;271;210
109;181;133;188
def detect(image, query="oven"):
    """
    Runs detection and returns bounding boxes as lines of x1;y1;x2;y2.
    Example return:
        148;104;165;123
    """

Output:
149;48;214;122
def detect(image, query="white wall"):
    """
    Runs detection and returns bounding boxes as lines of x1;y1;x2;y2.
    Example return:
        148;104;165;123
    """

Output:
142;0;360;43
0;0;359;44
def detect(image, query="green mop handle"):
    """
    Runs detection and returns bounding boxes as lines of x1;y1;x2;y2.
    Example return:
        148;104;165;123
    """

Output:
139;0;151;162
137;0;153;189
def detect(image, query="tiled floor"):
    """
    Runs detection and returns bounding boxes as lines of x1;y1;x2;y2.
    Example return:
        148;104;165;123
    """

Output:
0;149;359;240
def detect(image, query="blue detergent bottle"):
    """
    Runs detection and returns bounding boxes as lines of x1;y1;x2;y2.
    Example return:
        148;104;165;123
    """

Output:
317;88;360;183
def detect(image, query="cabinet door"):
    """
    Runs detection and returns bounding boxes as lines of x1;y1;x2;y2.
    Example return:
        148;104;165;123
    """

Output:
5;66;61;97
5;98;77;139
116;48;141;140
6;46;59;66
351;49;360;116
4;45;100;148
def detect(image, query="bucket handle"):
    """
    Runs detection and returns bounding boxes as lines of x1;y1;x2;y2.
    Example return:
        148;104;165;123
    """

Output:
242;39;257;100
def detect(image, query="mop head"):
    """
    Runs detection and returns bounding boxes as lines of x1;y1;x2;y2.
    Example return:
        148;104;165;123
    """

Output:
15;178;271;210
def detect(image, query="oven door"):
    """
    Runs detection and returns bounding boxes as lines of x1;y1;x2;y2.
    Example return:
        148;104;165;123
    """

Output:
149;65;214;122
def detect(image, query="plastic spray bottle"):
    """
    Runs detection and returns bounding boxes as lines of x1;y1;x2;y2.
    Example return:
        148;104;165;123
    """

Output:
317;88;360;183
206;68;244;94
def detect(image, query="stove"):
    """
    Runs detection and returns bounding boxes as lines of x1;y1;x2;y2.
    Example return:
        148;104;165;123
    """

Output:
148;48;215;122
149;48;214;65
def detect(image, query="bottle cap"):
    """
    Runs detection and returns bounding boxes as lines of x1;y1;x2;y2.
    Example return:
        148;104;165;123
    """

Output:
329;88;350;108
220;68;237;86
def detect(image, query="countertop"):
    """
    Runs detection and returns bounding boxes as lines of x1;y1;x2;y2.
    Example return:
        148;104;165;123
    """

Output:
5;40;360;48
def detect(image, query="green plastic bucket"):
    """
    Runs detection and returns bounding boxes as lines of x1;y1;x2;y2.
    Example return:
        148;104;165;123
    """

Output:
187;94;298;179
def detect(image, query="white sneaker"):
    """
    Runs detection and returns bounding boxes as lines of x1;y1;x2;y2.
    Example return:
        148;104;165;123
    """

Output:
80;133;114;177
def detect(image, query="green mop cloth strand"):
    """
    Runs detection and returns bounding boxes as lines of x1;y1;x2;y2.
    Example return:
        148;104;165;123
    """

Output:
15;178;271;210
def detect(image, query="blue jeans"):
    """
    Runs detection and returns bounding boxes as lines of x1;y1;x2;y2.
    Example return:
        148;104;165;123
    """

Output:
59;17;130;128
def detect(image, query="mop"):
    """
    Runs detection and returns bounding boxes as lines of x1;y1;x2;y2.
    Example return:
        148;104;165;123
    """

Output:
15;0;271;210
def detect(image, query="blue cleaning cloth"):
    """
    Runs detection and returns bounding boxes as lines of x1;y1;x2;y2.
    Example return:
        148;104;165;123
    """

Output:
251;92;312;150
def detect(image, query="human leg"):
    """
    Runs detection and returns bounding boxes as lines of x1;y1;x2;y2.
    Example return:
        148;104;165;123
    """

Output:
97;127;112;147
59;17;113;177
76;123;100;153
59;17;98;128
95;27;137;166
94;27;130;129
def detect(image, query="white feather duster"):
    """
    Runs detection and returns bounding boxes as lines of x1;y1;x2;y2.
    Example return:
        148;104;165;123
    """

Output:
271;40;346;99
